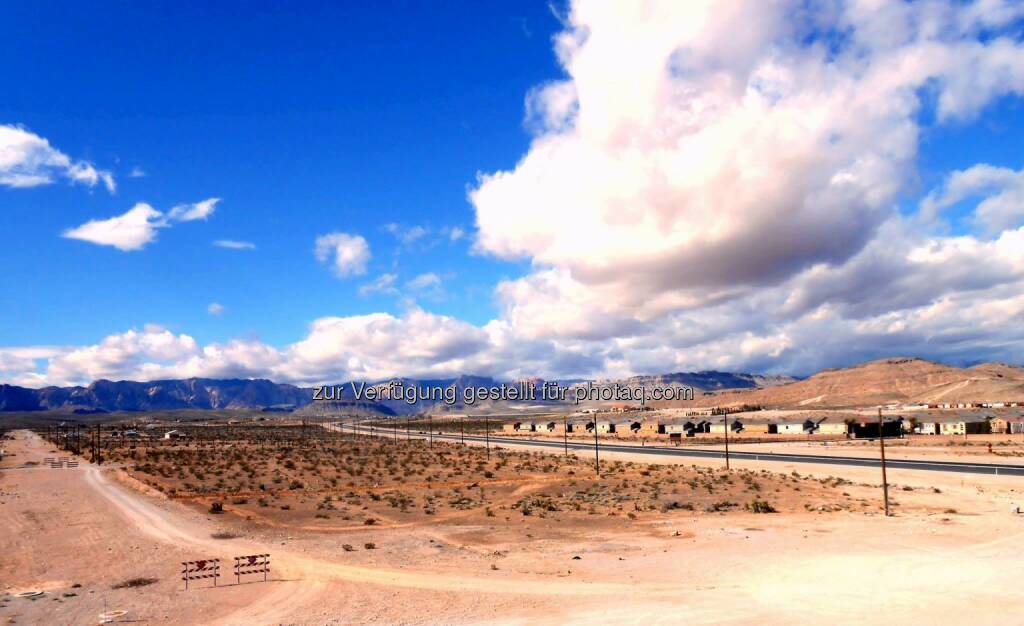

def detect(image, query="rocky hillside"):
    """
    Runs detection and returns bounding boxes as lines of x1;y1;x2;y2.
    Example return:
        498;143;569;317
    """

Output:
698;358;1024;409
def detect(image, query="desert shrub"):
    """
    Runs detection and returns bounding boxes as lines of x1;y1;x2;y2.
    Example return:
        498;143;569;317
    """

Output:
705;500;738;513
111;577;158;589
209;501;224;514
746;499;776;513
364;542;376;550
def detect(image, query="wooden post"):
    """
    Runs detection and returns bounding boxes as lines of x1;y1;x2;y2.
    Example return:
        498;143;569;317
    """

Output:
593;418;600;476
564;417;568;456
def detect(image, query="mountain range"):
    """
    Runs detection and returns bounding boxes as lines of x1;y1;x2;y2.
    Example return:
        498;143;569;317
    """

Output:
3;359;1022;414
0;370;782;414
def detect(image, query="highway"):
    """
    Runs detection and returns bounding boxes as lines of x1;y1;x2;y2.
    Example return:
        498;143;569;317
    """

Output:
348;424;1024;477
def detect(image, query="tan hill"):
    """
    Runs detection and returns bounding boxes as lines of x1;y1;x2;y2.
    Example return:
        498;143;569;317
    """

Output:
678;358;1024;409
966;362;1024;380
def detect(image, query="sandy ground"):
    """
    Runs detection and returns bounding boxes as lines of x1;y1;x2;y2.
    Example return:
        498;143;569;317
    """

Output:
3;429;1024;625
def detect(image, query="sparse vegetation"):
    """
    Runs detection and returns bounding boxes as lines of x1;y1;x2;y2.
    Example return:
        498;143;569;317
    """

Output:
85;422;859;531
111;577;158;589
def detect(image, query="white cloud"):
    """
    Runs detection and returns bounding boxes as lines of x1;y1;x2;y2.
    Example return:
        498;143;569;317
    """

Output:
168;197;219;222
314;232;371;277
922;164;1024;234
384;223;429;245
407;272;441;290
0;124;115;192
207;302;225;316
129;167;146;178
213;239;256;250
62;203;165;251
358;273;398;297
445;226;465;242
464;0;1024;360
62;197;221;251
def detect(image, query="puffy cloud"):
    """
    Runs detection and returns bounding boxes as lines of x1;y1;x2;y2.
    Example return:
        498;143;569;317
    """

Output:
471;0;1024;325
62;203;165;251
207;302;225;316
36;326;199;386
213;239;256;250
0;124;115;192
314;232;371;278
62;198;221;251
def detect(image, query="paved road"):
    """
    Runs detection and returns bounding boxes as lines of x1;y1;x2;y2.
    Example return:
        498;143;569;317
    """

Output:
350;424;1024;476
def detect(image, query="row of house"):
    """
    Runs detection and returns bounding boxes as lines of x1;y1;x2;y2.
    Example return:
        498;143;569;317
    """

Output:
503;414;1024;438
502;417;903;439
931;402;1023;409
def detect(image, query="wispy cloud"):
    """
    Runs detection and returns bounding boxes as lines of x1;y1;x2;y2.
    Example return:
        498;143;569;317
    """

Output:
213;239;256;250
384;223;429;245
167;198;219;222
0;124;115;192
358;273;399;297
62;197;221;251
207;302;225;315
129;166;146;178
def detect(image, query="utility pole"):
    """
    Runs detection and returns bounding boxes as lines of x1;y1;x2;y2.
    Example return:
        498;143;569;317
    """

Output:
563;417;568;456
485;416;490;459
593;418;601;476
723;408;730;470
394;419;398;442
461;416;465;445
878;408;890;517
428;415;433;448
406;418;411;440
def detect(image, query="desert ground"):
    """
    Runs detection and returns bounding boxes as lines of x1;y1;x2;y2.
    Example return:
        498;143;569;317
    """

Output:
3;425;1024;625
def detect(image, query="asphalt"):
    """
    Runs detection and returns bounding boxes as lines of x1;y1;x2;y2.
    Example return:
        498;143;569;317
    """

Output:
352;425;1024;476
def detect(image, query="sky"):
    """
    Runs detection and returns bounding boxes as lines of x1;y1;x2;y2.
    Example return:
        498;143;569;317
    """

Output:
2;0;1024;387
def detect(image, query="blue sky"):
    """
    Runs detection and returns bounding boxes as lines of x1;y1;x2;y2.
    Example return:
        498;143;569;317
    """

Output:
0;2;561;347
2;1;1024;387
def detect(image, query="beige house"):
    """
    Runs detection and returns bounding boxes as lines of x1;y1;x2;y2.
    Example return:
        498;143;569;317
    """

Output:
988;417;1024;434
814;419;849;436
938;419;989;436
639;421;665;436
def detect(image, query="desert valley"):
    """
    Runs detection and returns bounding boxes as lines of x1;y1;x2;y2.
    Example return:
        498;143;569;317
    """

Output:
3;358;1024;624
